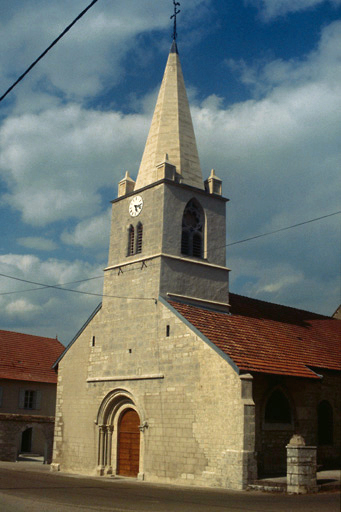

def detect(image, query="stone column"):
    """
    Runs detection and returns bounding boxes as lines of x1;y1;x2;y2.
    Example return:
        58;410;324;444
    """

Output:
106;426;114;475
286;435;317;494
97;425;106;475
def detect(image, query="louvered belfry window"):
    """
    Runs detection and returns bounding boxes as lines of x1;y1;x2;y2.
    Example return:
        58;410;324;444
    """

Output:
181;199;204;258
136;223;143;254
128;225;135;256
127;223;143;256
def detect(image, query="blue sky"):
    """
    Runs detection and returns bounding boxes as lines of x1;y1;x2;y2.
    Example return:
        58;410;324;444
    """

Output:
0;0;340;344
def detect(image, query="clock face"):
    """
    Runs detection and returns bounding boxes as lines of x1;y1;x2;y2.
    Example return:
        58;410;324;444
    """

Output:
129;195;143;217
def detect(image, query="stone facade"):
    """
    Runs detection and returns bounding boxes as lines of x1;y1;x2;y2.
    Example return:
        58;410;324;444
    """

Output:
253;372;340;476
52;298;256;489
0;380;57;462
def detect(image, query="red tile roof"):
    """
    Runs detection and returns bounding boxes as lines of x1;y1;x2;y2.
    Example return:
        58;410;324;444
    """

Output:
0;330;64;384
168;293;341;379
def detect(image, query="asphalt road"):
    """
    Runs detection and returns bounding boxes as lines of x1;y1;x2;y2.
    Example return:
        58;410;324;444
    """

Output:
0;463;340;512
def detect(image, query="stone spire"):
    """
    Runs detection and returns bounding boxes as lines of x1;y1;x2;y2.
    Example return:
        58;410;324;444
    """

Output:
135;41;204;190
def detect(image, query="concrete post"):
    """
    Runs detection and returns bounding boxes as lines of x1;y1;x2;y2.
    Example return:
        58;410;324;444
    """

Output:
286;435;317;494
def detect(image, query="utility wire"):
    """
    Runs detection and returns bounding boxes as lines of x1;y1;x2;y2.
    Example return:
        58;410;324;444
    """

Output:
0;273;156;302
225;210;340;248
0;0;100;103
0;275;104;296
0;211;339;299
0;262;159;296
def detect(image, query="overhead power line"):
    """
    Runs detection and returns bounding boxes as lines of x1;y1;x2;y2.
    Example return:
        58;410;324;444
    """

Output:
0;272;156;302
0;210;339;299
0;0;100;103
225;211;341;248
0;275;104;296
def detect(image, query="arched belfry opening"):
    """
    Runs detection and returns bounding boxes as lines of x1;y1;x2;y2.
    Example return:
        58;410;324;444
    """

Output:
181;199;204;258
96;390;144;478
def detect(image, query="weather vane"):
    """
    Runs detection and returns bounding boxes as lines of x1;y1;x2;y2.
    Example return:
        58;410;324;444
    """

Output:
170;1;180;41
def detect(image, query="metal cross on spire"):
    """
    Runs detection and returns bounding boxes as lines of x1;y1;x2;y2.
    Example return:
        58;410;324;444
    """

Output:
170;1;181;41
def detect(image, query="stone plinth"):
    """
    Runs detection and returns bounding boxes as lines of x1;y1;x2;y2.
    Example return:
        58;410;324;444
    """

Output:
286;435;317;494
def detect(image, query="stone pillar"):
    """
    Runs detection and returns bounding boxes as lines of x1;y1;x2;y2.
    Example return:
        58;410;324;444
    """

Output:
106;426;114;475
97;425;106;475
286;435;317;494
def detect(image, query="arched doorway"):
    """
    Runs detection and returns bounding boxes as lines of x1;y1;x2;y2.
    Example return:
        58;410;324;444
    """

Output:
21;427;32;453
96;389;145;478
117;409;140;477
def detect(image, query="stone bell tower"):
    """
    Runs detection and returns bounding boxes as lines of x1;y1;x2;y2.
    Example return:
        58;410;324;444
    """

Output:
103;41;230;311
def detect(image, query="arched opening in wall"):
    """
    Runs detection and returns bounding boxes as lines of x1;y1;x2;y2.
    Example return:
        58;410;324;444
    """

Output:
128;225;135;256
318;400;333;445
136;223;143;254
264;389;292;424
181;199;204;258
96;389;144;477
21;427;32;453
117;408;140;477
260;387;295;477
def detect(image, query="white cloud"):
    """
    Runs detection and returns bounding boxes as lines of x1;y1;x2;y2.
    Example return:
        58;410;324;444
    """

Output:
247;0;341;20
61;209;111;248
0;253;103;343
0;0;209;112
193;21;341;314
6;298;40;315
18;237;58;251
0;105;149;226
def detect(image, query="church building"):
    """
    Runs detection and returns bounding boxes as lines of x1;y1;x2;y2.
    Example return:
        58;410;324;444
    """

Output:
51;40;340;489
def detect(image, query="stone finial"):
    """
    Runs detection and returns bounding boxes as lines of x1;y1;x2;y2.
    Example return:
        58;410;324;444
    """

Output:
156;154;177;181
288;434;306;446
118;171;135;197
204;169;222;195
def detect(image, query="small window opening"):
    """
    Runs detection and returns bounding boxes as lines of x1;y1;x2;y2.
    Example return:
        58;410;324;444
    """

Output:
166;325;170;337
91;336;95;347
24;390;36;410
128;348;132;354
136;223;143;254
128;225;135;256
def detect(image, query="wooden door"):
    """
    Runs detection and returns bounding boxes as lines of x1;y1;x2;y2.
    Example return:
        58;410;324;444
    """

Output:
117;409;140;477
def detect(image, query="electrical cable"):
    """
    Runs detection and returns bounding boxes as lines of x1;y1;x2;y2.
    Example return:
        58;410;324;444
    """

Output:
0;272;156;302
0;275;104;296
225;210;340;248
0;210;339;298
0;0;100;103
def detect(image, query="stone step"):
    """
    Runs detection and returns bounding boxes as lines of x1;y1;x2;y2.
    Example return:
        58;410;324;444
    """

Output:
247;480;287;493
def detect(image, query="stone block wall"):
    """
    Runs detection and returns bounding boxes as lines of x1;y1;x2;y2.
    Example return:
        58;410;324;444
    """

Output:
52;299;256;490
0;413;55;462
287;437;317;494
253;372;340;476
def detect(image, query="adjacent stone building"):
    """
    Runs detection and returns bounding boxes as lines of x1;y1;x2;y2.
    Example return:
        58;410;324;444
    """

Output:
52;41;340;489
0;330;64;462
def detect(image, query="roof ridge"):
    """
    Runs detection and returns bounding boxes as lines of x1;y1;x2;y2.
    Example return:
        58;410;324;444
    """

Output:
0;329;61;341
228;292;334;319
